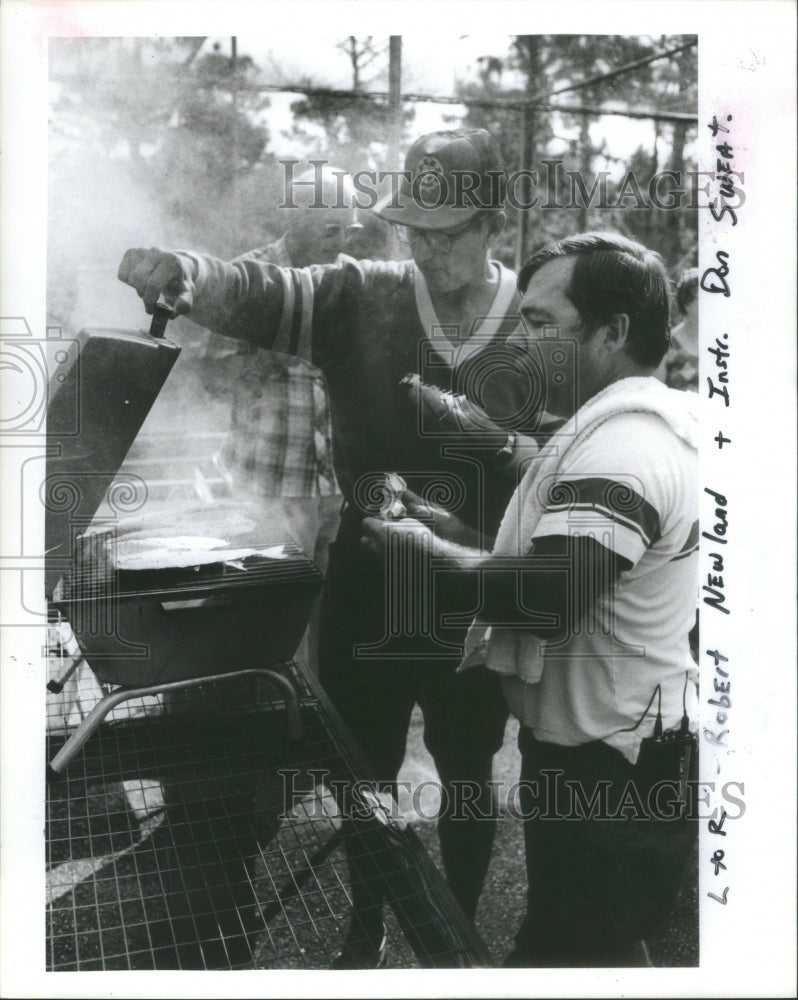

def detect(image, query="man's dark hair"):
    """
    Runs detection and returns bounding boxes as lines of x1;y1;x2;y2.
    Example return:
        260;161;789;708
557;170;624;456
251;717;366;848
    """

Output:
518;232;672;367
675;267;699;316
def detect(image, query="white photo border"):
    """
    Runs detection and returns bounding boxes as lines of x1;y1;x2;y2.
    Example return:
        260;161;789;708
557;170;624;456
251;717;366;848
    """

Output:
1;2;795;998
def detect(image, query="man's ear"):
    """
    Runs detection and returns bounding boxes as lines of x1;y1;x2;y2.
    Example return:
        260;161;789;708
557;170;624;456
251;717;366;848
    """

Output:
600;313;631;352
485;211;507;243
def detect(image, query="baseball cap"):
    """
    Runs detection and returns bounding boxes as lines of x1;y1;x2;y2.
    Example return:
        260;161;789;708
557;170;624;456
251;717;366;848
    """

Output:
374;129;506;231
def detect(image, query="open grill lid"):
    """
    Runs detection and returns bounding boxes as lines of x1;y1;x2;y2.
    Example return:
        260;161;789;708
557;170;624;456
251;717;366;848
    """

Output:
45;326;181;597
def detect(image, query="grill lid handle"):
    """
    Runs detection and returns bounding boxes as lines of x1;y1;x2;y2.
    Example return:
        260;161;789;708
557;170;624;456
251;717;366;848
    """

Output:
149;295;175;339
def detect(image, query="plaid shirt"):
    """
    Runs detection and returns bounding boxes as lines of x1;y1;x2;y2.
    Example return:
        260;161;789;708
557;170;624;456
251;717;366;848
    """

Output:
220;237;340;498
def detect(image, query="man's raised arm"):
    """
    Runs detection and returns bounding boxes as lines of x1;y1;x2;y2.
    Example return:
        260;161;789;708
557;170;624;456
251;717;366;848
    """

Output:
117;246;319;353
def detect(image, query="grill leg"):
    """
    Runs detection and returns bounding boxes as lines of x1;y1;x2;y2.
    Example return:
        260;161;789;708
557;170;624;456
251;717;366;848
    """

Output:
46;655;83;694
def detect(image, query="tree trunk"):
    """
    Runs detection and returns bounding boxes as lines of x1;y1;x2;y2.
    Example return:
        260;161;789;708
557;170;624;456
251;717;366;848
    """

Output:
665;120;687;266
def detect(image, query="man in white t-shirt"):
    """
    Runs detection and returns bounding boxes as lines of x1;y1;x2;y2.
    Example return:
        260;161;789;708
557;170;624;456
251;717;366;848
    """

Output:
362;232;699;967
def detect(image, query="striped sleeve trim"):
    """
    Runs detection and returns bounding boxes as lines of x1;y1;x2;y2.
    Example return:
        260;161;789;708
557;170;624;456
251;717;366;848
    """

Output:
294;267;314;360
272;268;297;355
542;476;662;548
270;267;315;360
670;519;699;561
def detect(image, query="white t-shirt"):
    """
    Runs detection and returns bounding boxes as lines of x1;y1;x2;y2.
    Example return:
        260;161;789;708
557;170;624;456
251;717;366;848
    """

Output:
501;410;699;764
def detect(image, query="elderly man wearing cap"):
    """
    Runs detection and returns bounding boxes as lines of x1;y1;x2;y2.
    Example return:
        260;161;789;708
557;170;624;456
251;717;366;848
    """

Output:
119;129;546;967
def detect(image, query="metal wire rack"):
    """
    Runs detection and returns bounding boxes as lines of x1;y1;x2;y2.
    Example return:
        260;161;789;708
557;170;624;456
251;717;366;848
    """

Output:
46;659;493;970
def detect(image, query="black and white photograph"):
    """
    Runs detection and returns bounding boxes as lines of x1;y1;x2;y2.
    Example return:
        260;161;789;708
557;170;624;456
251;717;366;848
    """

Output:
0;2;795;997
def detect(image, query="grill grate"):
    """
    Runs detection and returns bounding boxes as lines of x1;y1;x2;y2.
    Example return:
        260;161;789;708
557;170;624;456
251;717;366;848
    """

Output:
46;661;493;970
61;537;323;601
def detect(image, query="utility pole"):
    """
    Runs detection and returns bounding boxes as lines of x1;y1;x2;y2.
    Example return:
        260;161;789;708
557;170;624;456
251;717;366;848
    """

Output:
388;36;402;170
515;37;539;272
516;105;535;271
231;37;239;217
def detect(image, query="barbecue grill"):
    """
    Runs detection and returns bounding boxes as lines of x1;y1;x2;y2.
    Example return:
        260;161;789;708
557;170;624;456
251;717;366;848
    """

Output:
46;316;322;702
53;524;323;688
45;315;493;969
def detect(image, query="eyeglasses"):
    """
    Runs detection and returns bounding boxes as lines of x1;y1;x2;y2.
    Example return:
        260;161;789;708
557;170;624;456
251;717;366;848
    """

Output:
323;216;363;238
394;215;486;254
